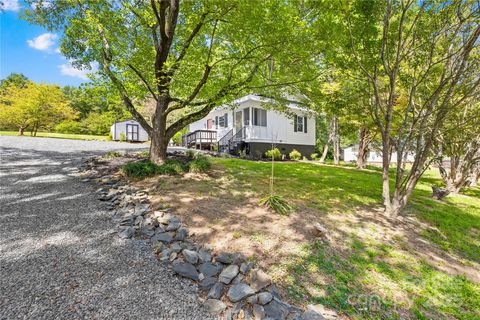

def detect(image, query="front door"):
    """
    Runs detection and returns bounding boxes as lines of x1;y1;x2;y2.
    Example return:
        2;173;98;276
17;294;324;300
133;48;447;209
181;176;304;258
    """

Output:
126;124;139;141
235;111;242;133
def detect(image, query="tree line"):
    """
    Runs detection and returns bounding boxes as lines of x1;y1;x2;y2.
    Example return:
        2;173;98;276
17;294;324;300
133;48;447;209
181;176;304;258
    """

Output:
0;73;131;136
17;0;480;216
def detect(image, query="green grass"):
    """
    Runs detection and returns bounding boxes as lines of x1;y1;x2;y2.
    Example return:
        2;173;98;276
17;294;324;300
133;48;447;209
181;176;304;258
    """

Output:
210;158;480;319
0;131;109;141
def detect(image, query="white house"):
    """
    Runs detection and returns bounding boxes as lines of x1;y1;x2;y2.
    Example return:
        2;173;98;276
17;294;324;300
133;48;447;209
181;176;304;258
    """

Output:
185;94;316;158
110;119;149;142
343;144;415;163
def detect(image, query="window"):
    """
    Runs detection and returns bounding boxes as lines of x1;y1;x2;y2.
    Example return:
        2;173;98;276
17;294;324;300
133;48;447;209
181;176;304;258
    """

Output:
294;115;307;133
215;116;218;129
243;108;250;125
218;113;228;127
253;108;267;127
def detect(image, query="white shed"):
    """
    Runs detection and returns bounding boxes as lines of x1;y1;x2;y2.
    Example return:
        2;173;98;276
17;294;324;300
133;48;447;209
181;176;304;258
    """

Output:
110;119;149;142
343;144;415;163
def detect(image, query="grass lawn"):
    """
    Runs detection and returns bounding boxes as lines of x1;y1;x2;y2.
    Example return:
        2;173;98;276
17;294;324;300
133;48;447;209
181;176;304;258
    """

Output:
133;156;480;320
0;131;109;141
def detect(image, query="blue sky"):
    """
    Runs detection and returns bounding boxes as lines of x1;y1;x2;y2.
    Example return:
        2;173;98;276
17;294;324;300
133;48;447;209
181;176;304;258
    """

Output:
1;0;92;87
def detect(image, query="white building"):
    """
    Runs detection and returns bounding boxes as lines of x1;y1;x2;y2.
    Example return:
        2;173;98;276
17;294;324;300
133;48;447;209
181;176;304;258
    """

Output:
185;94;316;158
110;119;149;142
343;145;415;163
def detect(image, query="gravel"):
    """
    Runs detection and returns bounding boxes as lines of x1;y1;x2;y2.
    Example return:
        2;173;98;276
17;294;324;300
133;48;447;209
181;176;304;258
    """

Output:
0;136;209;319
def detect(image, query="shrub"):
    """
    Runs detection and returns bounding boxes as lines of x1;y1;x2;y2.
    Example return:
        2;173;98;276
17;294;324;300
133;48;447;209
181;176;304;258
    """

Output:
185;149;196;159
289;149;302;160
122;160;160;178
122;160;185;178
259;194;292;215
311;153;320;160
158;160;185;175
55;120;83;134
188;154;211;173
265;148;282;160
119;133;126;142
102;151;122;159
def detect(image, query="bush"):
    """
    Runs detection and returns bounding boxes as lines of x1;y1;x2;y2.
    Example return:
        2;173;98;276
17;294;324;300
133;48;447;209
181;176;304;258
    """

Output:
55;120;83;134
259;194;292;215
289;149;302;160
102;151;122;159
122;160;160;178
311;153;320;160
185;149;196;158
122;159;185;178
119;133;126;142
265;148;282;160
188;155;211;173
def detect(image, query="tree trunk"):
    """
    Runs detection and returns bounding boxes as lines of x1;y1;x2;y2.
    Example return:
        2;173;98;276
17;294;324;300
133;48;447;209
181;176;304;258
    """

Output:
149;99;169;164
332;116;340;165
18;127;25;136
356;128;370;169
319;143;329;163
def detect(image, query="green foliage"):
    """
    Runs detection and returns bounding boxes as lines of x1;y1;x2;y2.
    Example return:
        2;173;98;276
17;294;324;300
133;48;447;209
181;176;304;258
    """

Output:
185;149;196;159
289;149;302;160
0;82;76;133
122;160;185;178
311;153;320;160
259;194;292;215
55;120;83;134
188;154;211;173
265;148;282;160
102;151;122;159
119;133;126;142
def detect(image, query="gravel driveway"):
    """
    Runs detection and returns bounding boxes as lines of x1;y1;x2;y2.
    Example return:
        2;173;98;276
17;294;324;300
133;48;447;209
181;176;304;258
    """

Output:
0;136;208;319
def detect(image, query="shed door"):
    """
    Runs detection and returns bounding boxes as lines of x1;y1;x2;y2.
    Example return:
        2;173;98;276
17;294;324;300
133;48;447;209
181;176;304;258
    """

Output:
126;124;139;141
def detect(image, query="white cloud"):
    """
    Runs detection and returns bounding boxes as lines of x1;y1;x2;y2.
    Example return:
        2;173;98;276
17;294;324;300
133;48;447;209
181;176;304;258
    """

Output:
31;1;52;10
58;62;98;80
27;33;57;51
0;0;21;11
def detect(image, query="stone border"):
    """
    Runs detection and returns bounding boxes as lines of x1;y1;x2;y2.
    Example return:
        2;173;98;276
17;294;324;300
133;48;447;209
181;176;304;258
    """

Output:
79;155;327;320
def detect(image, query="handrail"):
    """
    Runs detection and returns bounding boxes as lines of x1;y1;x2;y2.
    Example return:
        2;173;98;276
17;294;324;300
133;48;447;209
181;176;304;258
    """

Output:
182;130;216;147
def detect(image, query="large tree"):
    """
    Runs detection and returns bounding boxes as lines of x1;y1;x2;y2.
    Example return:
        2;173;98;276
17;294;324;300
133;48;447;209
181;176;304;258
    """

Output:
25;0;314;163
0;83;74;135
312;0;480;215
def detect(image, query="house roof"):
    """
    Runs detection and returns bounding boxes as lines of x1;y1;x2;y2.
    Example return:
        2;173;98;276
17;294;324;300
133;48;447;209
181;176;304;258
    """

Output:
215;94;311;113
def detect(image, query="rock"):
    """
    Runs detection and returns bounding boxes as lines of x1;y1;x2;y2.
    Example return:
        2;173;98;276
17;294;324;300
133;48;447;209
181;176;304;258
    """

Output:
303;310;326;320
227;283;256;302
198;249;212;263
269;284;281;299
153;242;164;254
203;299;226;315
198;262;222;278
253;304;266;320
207;282;224;299
198;273;205;281
159;249;170;263
215;252;234;264
170;242;183;253
247;294;258;304
155;225;166;233
304;304;336;320
166;220;181;232
240;262;253;274
182;249;199;264
169;252;177;262
174;227;188;241
198;277;217;291
141;228;155;237
219;264;239;284
233;253;247;265
432;185;450;200
258;292;273;305
134;215;144;226
250;269;271;292
118;227;134;239
232;273;244;285
313;223;328;237
151;232;174;244
172;262;199;281
264;299;290;320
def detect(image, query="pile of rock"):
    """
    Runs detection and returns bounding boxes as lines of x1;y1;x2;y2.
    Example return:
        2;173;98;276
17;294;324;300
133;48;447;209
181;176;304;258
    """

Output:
79;156;328;320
